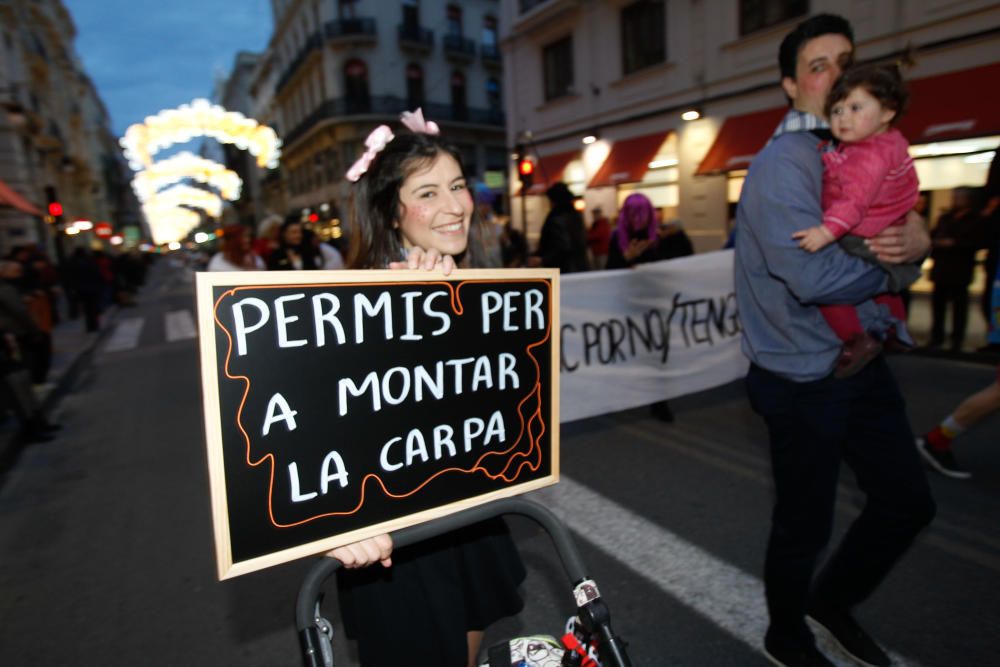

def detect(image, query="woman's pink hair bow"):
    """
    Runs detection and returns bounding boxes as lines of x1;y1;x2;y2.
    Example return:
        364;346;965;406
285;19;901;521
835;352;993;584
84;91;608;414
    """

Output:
400;108;440;135
346;124;395;182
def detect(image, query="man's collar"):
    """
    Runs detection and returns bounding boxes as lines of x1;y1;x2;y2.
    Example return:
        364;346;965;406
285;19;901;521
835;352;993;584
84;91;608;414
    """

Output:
770;108;830;140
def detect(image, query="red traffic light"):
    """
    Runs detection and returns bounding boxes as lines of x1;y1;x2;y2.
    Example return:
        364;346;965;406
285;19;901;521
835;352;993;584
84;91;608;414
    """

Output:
518;159;534;176
48;202;63;217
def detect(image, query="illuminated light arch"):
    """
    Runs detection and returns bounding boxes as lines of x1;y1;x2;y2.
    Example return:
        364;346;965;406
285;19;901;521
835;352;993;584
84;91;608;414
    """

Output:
143;207;201;246
131;152;242;203
145;184;224;218
120;98;282;171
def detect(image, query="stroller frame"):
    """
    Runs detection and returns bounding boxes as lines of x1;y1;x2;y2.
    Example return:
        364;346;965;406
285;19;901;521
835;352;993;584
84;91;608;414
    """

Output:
296;497;633;667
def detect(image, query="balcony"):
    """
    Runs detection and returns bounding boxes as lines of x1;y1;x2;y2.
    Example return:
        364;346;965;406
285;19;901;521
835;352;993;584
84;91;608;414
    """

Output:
481;43;501;68
398;23;433;53
325;17;377;45
283;96;505;148
443;34;476;62
275;32;322;94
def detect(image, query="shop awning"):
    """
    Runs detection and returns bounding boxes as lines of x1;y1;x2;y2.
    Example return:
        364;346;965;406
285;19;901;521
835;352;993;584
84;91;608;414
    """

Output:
588;130;672;188
695;107;786;175
696;61;1000;176
896;62;1000;143
0;179;42;216
520;149;579;196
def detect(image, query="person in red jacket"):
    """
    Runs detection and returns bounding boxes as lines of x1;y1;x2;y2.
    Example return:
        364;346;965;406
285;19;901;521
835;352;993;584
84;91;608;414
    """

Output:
792;63;921;377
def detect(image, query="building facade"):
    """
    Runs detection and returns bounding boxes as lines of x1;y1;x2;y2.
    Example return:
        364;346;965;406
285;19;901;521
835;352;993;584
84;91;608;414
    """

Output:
245;0;507;241
0;0;140;259
501;0;1000;251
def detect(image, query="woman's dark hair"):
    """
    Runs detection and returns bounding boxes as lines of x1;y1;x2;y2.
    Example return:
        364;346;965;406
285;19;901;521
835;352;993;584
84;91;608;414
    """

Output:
778;13;854;80
345;132;492;268
824;63;909;123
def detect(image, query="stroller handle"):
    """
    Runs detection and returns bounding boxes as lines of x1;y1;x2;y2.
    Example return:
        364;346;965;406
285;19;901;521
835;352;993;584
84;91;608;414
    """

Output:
295;497;587;631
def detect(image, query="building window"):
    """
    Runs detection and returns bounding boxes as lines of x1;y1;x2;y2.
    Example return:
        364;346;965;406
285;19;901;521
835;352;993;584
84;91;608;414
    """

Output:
739;0;808;36
344;59;371;113
519;0;548;12
447;5;462;36
543;36;574;101
338;0;358;19
406;63;425;110
486;77;501;109
451;70;467;120
324;148;340;184
621;1;665;75
403;0;419;30
482;15;498;48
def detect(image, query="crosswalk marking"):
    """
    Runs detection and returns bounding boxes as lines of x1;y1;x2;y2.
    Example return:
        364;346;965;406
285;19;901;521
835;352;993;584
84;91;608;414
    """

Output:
535;478;922;667
165;309;197;342
102;317;144;352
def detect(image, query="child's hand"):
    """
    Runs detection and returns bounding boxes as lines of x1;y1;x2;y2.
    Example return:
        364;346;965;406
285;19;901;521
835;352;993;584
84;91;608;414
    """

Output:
792;226;835;252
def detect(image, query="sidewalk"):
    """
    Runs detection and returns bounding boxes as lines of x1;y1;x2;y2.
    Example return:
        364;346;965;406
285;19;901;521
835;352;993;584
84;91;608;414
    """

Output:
0;303;120;477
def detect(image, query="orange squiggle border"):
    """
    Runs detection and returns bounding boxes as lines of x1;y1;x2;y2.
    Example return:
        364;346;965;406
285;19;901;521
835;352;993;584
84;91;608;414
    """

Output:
212;278;552;529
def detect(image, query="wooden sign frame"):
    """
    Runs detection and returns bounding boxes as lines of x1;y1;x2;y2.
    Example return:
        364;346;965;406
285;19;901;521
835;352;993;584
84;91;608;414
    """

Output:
196;269;560;579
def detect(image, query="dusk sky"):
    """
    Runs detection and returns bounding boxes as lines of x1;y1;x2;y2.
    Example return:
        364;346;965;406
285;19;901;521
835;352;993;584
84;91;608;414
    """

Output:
63;0;274;137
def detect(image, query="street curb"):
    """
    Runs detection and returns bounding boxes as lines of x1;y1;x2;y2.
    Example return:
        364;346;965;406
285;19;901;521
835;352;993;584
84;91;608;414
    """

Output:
0;307;121;482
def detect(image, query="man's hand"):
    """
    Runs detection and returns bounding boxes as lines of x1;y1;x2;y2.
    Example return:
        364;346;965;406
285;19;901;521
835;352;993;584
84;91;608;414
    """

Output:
866;210;929;263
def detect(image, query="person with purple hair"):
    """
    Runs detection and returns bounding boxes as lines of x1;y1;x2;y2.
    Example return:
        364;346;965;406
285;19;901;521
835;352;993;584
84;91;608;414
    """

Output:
607;193;692;269
607;192;692;422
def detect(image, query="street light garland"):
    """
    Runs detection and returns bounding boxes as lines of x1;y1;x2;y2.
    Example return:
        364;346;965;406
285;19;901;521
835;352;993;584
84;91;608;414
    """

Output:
131;152;243;203
120;99;282;246
120;98;281;170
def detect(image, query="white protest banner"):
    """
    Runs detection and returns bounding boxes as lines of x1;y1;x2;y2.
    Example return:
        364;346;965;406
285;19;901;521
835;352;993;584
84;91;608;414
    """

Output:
559;249;747;422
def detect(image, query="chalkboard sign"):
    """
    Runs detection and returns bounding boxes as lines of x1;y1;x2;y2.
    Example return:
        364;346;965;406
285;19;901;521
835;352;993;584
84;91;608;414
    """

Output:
196;269;560;579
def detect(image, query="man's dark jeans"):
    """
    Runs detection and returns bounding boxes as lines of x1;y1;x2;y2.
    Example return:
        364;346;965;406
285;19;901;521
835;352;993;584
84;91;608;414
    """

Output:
746;357;936;639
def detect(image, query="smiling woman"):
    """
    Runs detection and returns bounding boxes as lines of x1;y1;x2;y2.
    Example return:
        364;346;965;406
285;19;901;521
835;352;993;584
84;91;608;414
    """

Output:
344;120;497;271
332;111;522;667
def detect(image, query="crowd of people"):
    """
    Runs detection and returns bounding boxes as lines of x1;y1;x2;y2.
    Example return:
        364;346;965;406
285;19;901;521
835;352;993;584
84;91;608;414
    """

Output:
0;243;148;443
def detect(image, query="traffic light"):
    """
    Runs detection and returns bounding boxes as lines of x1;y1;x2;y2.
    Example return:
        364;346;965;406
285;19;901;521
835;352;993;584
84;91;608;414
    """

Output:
517;156;534;189
44;186;63;224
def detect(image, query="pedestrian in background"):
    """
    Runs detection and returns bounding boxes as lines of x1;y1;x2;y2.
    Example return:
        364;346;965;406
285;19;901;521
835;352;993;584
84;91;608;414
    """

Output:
586;206;611;269
332;109;525;667
607;192;691;422
532;181;589;273
206;224;264;272
607;194;691;268
267;219;322;270
498;221;527;268
927;186;982;351
310;228;345;270
0;260;60;443
734;13;935;667
916;179;1000;478
65;247;104;332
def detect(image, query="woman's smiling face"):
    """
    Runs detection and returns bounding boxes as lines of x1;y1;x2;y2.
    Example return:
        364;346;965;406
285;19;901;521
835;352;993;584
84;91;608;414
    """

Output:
397;152;472;257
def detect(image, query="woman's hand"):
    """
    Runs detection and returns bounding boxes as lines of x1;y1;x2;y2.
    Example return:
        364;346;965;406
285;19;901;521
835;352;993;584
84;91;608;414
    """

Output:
388;247;456;275
866;211;930;263
326;534;393;569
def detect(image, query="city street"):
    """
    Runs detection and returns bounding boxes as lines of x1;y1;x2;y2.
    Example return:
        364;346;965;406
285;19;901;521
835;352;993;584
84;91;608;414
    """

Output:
1;259;998;666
